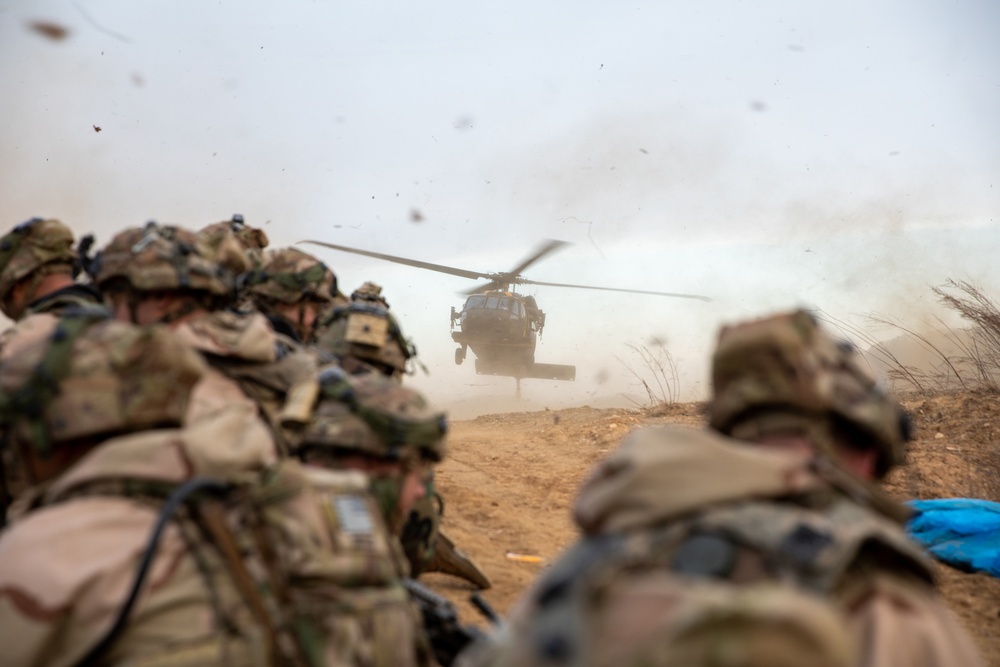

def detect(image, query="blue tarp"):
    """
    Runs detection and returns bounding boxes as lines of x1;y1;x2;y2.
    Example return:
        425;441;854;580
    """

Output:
906;498;1000;578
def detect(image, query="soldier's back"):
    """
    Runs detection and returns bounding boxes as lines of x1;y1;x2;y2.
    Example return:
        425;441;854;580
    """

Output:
0;443;427;666
461;425;984;667
0;313;428;667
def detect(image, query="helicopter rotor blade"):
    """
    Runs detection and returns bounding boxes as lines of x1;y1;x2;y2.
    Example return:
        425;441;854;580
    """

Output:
299;240;489;281
501;239;569;282
517;278;713;302
460;280;504;296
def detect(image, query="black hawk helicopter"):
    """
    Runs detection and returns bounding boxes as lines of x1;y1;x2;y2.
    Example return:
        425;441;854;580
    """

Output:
300;239;710;392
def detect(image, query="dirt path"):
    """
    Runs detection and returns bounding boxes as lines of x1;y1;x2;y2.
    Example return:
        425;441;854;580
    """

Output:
424;394;1000;664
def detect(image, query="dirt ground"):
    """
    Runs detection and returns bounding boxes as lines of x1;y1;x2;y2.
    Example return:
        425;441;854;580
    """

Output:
422;390;1000;665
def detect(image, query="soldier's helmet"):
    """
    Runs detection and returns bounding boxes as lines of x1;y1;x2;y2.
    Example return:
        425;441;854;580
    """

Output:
247;248;339;306
314;286;415;377
290;366;446;465
352;281;389;307
708;309;910;478
0;310;206;461
198;214;270;271
91;222;245;299
0;218;77;315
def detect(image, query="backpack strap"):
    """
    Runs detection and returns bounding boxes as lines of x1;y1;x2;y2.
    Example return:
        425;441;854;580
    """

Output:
78;478;232;665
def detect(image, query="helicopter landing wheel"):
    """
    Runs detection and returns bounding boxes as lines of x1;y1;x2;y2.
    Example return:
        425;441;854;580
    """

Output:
454;347;466;365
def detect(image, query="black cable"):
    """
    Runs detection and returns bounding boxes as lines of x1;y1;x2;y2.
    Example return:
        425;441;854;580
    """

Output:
79;477;229;664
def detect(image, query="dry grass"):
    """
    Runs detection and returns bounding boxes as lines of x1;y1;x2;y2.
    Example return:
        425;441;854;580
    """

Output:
616;340;681;407
822;281;1000;394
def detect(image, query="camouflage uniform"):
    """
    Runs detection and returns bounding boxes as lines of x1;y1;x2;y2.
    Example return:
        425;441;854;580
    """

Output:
312;281;415;379
0;218;102;321
285;365;448;538
198;215;270;309
198;215;270;268
0;313;429;667
91;223;318;457
312;284;490;589
247;247;344;344
284;366;454;665
461;310;984;667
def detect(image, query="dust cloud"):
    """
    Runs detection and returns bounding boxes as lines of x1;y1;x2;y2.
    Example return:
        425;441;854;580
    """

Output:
2;2;997;421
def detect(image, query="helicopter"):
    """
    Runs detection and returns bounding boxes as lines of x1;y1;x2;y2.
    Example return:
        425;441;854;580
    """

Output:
300;238;711;392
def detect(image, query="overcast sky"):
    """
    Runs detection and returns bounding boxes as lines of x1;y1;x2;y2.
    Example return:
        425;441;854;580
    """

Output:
2;1;998;411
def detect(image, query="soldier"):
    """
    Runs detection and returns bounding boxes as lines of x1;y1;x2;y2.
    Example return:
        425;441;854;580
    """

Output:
312;280;416;379
285;365;447;541
285;365;482;666
247;247;344;344
0;312;430;666
460;309;984;667
313;282;490;590
0;217;103;321
199;214;270;268
198;214;271;309
90;222;317;457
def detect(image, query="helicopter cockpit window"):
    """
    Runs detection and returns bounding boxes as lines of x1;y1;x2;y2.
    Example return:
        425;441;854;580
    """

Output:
485;296;500;310
497;297;520;319
465;295;486;310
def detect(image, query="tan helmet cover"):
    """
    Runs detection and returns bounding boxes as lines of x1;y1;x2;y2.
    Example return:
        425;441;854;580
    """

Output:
198;216;268;271
351;281;388;306
248;248;338;305
0;218;77;301
709;309;909;476
93;222;237;296
315;299;413;374
294;366;446;462
0;314;207;454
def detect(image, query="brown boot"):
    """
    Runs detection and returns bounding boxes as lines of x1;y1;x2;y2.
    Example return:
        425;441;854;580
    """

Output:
425;529;492;590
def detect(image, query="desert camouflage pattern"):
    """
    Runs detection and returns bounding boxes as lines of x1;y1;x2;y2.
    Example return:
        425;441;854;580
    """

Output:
0;218;76;298
0;218;78;318
313;299;415;377
461;425;984;667
170;308;319;457
289;366;447;464
198;216;270;309
0;435;428;666
0;313;205;457
198;215;270;268
248;247;340;305
709;309;910;478
287;366;447;546
0;314;428;666
312;288;487;588
91;221;240;297
352;281;388;305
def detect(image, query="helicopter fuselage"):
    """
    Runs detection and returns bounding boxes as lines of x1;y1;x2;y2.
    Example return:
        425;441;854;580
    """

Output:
301;237;706;388
451;291;538;368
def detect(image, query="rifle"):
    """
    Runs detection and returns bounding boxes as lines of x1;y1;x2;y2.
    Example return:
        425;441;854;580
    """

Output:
404;577;497;666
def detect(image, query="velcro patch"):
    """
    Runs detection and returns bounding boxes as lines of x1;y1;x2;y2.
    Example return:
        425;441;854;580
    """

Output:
345;312;388;347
